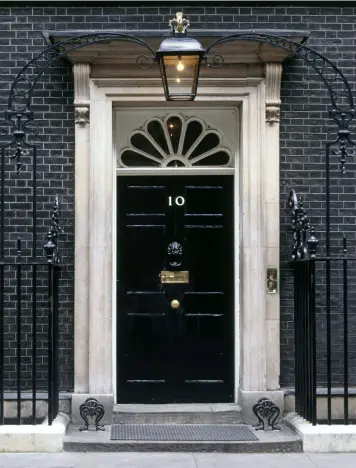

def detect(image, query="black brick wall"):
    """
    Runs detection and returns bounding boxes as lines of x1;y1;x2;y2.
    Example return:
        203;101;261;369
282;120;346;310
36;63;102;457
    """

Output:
0;2;356;391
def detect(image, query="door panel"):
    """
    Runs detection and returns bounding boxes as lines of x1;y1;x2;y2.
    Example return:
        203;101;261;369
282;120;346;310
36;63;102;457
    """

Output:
117;175;234;403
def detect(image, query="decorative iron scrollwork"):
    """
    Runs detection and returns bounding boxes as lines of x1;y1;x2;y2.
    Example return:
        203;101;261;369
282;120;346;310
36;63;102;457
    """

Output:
79;398;105;432
0;110;39;174
287;189;318;261
205;32;356;174
205;33;354;114
205;54;224;68
0;33;156;172
328;110;356;174
44;195;62;264
0;31;354;175
136;55;156;70
252;397;281;431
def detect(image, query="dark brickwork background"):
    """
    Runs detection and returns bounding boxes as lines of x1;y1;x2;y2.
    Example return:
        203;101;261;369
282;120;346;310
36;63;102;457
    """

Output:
0;2;356;392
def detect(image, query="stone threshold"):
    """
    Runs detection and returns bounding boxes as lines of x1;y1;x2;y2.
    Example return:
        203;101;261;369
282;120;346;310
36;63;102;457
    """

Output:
113;403;242;424
63;423;302;453
113;403;242;412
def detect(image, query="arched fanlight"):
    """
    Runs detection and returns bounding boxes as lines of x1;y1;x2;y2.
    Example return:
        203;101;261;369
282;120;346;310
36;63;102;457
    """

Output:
156;12;205;101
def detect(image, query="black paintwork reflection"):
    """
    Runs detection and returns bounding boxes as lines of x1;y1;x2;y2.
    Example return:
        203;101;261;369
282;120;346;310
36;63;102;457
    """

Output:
117;176;234;403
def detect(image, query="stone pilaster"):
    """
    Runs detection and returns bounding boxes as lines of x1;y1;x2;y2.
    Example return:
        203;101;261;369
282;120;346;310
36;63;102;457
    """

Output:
239;64;284;423
73;63;91;394
264;62;283;392
88;83;114;398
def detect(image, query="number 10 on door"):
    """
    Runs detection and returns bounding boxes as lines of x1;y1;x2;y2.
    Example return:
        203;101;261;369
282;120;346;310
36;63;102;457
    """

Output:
168;196;185;206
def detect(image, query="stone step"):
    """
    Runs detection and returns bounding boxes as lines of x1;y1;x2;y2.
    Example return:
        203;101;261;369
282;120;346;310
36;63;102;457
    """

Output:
63;423;302;453
112;403;243;424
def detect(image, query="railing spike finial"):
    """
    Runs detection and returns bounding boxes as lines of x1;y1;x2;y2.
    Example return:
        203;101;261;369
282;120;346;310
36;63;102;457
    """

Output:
307;227;318;258
343;234;347;256
288;189;316;260
287;189;298;210
44;195;62;264
16;237;21;258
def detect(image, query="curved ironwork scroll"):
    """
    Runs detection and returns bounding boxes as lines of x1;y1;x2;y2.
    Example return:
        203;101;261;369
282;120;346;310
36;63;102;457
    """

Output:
205;33;354;113
205;32;355;257
0;33;156;164
8;33;156;113
1;31;354;173
206;53;224;68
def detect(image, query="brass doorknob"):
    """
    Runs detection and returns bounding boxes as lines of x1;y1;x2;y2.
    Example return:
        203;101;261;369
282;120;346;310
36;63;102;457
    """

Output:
170;299;180;309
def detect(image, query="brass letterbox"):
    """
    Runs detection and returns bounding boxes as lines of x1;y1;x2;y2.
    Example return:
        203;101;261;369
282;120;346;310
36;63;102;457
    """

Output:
160;270;189;284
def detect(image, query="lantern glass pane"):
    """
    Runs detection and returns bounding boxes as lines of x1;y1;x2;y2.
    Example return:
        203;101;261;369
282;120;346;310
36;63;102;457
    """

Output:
162;54;199;99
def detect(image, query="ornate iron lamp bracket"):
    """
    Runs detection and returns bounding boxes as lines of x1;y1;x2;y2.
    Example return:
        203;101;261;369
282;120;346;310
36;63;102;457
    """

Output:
1;30;355;173
0;32;156;172
205;32;355;173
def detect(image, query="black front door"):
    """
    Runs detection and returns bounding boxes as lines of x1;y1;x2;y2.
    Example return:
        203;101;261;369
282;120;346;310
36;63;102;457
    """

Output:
117;175;234;403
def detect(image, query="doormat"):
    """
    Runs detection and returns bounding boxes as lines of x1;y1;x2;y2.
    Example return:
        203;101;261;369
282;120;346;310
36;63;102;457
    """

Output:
110;424;258;441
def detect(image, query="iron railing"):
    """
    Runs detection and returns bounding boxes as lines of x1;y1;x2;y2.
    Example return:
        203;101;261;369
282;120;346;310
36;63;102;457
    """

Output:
289;190;354;425
0;262;60;425
294;256;353;425
0;142;61;425
294;258;317;424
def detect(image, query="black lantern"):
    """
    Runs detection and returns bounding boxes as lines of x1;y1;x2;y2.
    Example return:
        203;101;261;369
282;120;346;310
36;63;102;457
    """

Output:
156;13;205;101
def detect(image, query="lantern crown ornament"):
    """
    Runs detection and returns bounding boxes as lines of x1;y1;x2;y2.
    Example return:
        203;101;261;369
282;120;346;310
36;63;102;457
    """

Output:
169;12;190;36
156;12;206;101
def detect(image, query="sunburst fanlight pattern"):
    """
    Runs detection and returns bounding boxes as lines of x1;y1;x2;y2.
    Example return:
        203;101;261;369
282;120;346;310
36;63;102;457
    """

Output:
119;114;233;168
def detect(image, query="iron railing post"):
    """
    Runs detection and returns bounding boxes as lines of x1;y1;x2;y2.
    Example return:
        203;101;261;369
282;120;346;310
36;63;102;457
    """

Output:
294;262;300;415
16;239;22;424
310;259;317;425
32;263;37;424
47;263;54;425
53;265;60;419
343;238;349;425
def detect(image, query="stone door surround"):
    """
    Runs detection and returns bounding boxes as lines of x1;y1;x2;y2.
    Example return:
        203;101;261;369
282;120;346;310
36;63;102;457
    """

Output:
71;62;284;423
